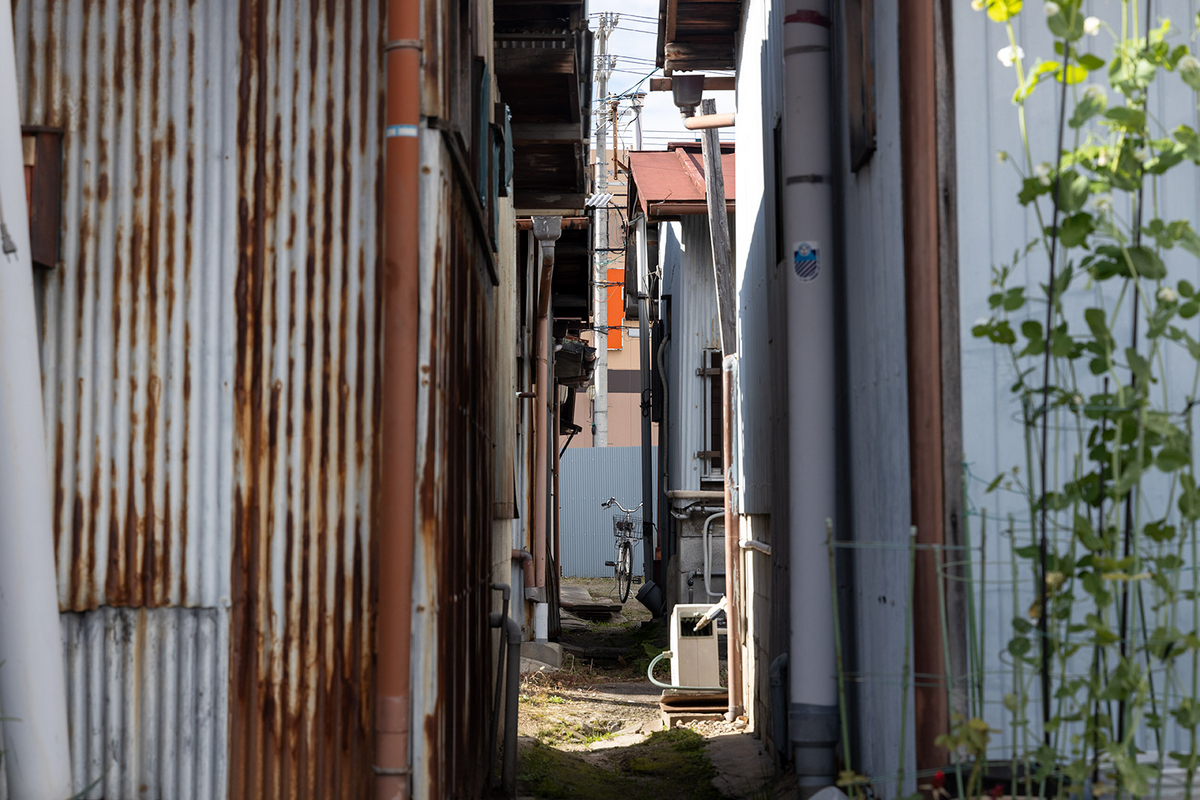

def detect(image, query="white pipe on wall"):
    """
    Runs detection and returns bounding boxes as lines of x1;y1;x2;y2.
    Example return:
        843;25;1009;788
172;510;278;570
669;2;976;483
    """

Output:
783;0;839;790
0;6;74;798
702;512;725;599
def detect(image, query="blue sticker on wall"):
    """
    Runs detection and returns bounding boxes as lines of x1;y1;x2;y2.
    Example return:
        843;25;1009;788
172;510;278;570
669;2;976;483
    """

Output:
794;242;820;282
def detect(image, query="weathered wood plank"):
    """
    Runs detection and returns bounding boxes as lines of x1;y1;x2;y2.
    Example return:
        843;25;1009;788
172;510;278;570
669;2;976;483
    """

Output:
700;98;737;357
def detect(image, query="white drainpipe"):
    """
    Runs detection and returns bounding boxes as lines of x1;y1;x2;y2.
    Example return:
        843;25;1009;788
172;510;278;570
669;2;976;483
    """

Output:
0;7;73;799
783;0;839;790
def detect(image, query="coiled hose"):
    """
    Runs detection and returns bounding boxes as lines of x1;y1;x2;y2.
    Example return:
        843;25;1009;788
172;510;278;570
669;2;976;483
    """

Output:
647;651;727;692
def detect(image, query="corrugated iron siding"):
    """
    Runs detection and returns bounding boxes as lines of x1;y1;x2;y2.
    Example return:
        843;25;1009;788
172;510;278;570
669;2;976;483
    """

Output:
559;446;658;578
659;217;721;493
411;128;497;800
16;0;239;613
61;607;230;800
230;1;382;798
16;1;383;798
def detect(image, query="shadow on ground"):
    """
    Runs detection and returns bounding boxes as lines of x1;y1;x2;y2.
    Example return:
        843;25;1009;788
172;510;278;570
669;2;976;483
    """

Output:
513;578;777;799
518;727;733;799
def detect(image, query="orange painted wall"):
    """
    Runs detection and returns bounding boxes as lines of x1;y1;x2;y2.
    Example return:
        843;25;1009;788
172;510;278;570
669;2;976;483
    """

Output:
607;267;623;349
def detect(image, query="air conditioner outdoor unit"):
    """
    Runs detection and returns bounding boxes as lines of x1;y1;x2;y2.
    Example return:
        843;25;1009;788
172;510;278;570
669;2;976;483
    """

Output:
669;603;721;689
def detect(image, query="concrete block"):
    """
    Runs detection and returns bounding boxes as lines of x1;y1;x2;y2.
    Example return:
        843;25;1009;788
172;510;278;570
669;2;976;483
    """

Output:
520;641;563;667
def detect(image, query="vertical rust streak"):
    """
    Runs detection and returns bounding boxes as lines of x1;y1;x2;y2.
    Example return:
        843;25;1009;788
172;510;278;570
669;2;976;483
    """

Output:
231;0;269;796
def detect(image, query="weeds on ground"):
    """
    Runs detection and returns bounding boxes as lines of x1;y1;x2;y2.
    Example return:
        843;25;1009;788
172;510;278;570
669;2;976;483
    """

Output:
518;728;723;800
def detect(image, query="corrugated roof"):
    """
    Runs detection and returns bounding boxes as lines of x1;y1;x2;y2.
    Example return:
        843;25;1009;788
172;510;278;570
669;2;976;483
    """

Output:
628;146;735;220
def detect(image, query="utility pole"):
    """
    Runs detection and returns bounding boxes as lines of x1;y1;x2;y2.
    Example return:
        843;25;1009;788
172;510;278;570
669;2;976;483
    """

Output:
591;13;616;447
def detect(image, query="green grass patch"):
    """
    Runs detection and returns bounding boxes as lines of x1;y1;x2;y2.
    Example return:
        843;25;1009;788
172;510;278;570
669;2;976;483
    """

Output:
517;728;723;800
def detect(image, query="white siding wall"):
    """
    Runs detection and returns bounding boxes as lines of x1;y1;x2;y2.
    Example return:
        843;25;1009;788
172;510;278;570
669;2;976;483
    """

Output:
833;0;917;788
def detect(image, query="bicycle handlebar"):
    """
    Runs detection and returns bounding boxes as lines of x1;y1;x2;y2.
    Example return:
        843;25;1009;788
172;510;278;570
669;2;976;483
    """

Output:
601;496;643;515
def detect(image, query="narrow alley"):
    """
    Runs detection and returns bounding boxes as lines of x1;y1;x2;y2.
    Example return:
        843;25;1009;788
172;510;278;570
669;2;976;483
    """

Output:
514;579;776;799
7;0;1200;799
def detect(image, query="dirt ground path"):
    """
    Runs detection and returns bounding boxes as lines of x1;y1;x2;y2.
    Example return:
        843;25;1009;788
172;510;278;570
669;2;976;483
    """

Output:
515;579;777;799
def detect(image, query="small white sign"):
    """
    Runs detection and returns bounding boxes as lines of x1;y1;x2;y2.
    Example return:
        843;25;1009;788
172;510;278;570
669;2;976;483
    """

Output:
794;241;820;282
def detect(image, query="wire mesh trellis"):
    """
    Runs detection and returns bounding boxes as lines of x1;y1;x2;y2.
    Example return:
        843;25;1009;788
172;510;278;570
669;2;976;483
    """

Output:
825;509;1200;800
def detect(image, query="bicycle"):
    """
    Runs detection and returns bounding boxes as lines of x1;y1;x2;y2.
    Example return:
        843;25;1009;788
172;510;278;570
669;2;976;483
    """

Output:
601;496;643;602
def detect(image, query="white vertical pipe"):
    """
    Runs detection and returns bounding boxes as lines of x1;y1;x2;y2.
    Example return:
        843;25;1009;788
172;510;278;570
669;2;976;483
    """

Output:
783;0;839;788
0;6;74;798
591;19;612;448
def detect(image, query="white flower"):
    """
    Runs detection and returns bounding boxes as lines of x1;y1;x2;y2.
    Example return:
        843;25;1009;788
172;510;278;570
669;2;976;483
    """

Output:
972;0;985;9
1096;149;1110;167
1071;393;1084;407
1089;193;1113;213
1034;162;1052;187
997;45;1026;68
1084;16;1101;35
1159;286;1178;303
1180;54;1200;91
1044;2;1061;16
1084;85;1106;102
997;150;1010;164
1134;146;1150;163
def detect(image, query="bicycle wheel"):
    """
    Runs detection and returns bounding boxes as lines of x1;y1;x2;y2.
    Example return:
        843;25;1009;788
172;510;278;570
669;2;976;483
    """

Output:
618;541;633;603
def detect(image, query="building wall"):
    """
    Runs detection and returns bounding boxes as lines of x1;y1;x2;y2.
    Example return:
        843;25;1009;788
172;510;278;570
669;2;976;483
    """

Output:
832;0;917;786
734;0;787;755
660;217;724;495
564;392;658;449
15;1;384;797
735;0;916;785
558;446;658;578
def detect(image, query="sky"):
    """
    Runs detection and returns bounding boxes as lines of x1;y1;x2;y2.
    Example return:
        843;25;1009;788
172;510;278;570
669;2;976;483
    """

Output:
585;0;736;155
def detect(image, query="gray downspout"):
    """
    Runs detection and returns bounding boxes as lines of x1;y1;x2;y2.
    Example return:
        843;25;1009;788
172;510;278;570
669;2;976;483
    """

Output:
488;583;511;787
636;216;654;584
501;614;522;795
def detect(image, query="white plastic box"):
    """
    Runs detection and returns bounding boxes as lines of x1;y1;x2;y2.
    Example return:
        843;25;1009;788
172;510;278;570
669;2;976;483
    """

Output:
669;603;722;688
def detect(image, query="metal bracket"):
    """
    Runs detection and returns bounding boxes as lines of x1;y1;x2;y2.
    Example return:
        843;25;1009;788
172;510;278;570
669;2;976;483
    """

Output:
372;766;411;776
384;39;422;52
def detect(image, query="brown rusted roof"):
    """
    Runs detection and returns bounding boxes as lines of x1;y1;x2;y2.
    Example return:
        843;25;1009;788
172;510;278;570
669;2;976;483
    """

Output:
627;145;736;221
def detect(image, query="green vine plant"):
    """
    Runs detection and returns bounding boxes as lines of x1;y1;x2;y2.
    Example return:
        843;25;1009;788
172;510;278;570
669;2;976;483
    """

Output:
969;0;1200;797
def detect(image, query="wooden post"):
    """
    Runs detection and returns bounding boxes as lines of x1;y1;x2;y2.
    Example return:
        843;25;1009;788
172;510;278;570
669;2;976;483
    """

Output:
900;0;953;770
699;98;736;358
699;96;743;719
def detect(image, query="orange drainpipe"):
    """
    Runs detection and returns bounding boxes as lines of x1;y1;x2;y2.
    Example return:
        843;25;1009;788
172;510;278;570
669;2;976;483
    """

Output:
376;0;419;796
899;0;949;771
553;394;562;607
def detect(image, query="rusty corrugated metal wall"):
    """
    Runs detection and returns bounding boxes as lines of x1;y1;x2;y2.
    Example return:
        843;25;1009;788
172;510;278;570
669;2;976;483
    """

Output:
406;0;506;796
230;0;382;797
14;1;383;797
411;126;498;800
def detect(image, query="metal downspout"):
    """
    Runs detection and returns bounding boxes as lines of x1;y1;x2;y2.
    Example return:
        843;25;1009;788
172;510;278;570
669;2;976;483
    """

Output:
376;0;420;795
0;8;73;797
531;217;562;642
636;215;656;584
783;0;840;791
